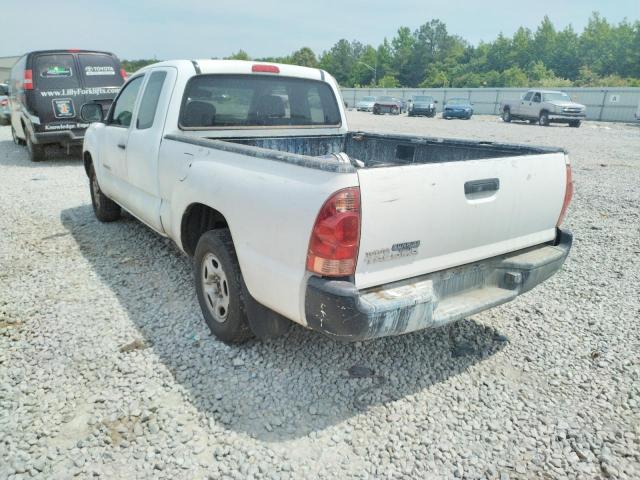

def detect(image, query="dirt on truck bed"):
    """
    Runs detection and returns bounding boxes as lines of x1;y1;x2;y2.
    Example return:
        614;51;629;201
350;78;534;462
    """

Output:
0;115;639;479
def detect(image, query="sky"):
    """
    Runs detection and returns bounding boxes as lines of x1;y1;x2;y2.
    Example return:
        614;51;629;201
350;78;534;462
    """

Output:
1;0;638;60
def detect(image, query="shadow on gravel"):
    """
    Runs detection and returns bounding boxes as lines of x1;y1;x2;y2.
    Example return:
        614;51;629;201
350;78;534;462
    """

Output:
0;139;82;168
61;204;508;442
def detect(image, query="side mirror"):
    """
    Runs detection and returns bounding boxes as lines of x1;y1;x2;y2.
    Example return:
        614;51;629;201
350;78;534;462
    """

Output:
81;103;104;123
434;100;438;104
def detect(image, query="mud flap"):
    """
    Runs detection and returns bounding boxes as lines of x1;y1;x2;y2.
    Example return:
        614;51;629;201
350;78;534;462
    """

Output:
243;285;292;340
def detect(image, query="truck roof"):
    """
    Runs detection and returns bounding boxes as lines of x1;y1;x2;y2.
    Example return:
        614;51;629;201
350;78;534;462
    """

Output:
137;59;329;82
529;89;566;94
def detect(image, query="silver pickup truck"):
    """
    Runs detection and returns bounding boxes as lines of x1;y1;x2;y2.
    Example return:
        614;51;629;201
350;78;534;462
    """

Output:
501;90;586;128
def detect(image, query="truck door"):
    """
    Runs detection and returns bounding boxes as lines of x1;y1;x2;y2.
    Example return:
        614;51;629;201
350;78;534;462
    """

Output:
516;91;532;116
119;67;176;232
527;91;542;118
98;75;145;199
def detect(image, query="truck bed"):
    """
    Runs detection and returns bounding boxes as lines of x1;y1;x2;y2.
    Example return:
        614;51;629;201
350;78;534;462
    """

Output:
222;132;564;168
167;130;568;289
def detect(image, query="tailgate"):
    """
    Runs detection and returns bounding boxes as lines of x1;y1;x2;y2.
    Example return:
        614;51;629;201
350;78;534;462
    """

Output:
355;152;567;289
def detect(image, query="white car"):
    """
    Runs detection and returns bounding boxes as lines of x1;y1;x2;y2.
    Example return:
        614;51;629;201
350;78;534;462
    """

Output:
81;60;573;343
356;96;376;112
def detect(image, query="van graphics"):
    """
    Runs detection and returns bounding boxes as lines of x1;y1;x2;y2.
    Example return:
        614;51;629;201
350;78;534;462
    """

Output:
52;99;75;118
84;66;115;76
39;87;120;97
42;66;72;78
43;122;89;131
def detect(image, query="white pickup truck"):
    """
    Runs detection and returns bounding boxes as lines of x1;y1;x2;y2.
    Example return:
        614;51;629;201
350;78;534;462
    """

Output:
81;60;573;343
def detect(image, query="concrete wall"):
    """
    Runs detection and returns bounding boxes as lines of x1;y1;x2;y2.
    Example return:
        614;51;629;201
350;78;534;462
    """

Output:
341;87;640;123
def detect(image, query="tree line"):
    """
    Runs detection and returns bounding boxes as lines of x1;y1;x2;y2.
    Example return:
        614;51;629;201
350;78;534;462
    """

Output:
122;12;640;88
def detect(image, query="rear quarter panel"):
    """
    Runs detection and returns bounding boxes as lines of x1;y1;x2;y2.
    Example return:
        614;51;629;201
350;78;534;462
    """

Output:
160;140;359;324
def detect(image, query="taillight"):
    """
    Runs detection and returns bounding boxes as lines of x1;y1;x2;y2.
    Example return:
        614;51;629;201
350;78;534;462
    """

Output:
24;69;33;90
120;68;128;80
306;187;361;276
557;162;573;226
252;64;280;74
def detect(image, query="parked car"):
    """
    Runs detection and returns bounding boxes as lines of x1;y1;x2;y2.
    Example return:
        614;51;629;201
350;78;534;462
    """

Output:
356;96;376;112
81;59;573;343
635;99;640;121
442;98;473;119
8;49;125;161
0;83;9;126
408;95;437;117
373;96;401;115
501;90;586;127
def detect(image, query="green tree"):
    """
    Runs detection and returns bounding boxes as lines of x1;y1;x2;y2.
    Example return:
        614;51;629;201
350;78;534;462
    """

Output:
289;47;318;68
225;49;251;60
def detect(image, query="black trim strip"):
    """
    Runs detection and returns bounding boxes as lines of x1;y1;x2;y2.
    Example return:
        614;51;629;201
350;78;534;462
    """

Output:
191;60;201;74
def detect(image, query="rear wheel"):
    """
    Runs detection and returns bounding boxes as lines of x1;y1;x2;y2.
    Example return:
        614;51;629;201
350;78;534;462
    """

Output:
194;230;253;343
89;165;121;222
392;106;399;115
539;111;550;126
502;108;511;123
569;120;581;128
26;132;45;162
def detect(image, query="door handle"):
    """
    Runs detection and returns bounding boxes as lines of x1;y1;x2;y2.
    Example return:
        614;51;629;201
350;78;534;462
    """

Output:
465;178;499;195
117;143;126;150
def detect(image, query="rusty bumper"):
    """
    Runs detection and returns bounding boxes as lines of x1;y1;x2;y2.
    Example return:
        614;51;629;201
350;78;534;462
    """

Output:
305;229;572;341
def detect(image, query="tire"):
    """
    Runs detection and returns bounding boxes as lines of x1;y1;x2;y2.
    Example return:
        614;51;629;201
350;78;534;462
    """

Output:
88;164;121;222
11;125;26;146
539;111;550;126
26;132;45;162
502;108;511;123
569;120;581;128
391;106;399;115
194;230;253;343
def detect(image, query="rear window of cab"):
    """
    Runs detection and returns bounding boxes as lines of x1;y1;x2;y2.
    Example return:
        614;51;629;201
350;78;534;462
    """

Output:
179;74;341;129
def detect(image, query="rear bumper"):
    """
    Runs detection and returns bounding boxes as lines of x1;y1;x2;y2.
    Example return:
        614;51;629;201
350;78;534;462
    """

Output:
443;110;472;118
409;108;435;116
33;129;85;146
305;229;572;341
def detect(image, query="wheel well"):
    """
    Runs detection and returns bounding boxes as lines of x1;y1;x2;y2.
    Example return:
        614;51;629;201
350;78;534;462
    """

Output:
181;203;229;256
83;152;93;177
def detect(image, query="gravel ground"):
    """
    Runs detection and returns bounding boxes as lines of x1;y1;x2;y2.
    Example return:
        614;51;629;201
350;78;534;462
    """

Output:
0;114;639;480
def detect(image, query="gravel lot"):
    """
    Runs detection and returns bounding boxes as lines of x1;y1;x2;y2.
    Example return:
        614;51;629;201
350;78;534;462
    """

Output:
1;114;639;479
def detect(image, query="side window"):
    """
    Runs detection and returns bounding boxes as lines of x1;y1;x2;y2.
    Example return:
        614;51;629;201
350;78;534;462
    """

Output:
109;76;144;127
523;92;533;101
532;92;541;103
136;71;167;130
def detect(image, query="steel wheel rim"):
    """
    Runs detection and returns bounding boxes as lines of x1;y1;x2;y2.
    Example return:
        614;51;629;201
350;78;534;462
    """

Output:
201;252;230;323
